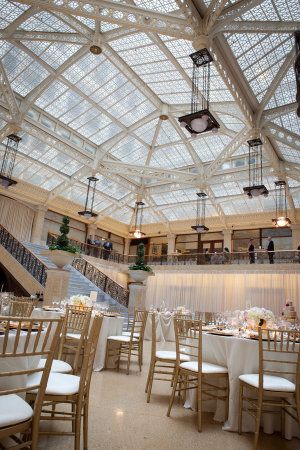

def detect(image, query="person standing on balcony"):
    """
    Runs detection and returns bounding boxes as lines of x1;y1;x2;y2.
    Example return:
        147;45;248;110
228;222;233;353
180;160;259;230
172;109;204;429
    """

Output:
267;236;275;264
248;239;255;264
103;240;113;260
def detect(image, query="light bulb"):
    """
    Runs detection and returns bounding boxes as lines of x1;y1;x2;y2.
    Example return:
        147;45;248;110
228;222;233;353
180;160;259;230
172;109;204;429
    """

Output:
134;229;142;239
83;211;92;218
250;187;263;197
190;117;207;133
202;115;209;121
211;127;219;134
276;217;288;227
180;121;187;128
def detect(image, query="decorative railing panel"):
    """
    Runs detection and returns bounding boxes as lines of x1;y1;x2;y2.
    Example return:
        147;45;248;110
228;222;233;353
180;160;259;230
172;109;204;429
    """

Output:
72;257;129;308
0;224;47;286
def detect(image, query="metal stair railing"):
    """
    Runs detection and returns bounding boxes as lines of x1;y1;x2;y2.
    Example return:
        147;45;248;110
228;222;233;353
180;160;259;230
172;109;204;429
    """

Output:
72;256;129;308
0;224;47;286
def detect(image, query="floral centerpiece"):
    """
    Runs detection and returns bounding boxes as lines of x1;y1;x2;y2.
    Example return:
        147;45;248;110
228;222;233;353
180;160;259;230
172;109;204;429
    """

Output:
70;295;90;308
245;307;275;330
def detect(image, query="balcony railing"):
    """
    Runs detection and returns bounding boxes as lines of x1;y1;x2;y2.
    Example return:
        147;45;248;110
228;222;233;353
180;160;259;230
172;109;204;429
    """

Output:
46;233;300;266
72;257;129;308
0;225;47;286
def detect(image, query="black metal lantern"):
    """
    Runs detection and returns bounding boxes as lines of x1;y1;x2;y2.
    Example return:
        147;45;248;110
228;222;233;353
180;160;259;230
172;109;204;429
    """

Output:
78;176;99;218
191;192;209;233
243;138;268;198
0;134;21;187
129;201;145;239
272;180;291;227
178;48;220;136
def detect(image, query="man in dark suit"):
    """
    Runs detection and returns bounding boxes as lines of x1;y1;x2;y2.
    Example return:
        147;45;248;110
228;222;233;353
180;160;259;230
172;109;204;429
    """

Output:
103;240;113;260
267;236;274;264
248;238;255;264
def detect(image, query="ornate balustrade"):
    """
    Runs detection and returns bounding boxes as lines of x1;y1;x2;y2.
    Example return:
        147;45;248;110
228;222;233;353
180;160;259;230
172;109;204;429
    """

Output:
72;257;129;308
0;224;47;286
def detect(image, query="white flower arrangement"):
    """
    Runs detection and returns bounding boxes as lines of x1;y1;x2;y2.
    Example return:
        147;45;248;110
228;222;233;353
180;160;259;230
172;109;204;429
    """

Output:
70;295;90;306
246;307;275;324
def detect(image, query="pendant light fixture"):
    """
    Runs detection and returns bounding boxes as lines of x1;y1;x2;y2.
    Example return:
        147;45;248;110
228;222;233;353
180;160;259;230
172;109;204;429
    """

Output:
0;134;21;188
78;176;99;218
129;201;145;239
243;138;268;198
178;48;220;136
272;180;291;227
191;192;209;233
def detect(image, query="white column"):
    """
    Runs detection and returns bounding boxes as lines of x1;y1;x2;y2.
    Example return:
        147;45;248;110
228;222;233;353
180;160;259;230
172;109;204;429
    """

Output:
222;229;233;251
291;224;300;249
167;233;176;255
31;205;47;244
87;223;97;241
43;268;70;306
124;238;131;255
128;283;147;314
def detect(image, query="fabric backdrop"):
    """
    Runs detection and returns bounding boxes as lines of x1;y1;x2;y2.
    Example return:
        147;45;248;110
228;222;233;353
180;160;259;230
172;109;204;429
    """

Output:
145;267;300;315
0;195;34;242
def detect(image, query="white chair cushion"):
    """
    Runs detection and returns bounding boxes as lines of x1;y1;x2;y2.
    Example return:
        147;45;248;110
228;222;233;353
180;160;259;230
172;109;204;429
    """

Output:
239;374;295;392
28;373;80;396
107;335;138;342
0;394;33;427
156;351;190;362
38;358;73;374
66;332;81;340
122;332;140;337
180;361;228;374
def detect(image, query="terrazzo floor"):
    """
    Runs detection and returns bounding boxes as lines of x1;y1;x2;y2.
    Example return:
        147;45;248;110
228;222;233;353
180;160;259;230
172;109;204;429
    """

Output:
38;340;299;450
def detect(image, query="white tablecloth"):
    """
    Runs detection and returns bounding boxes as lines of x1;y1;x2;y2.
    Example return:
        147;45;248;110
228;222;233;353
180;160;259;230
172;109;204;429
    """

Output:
31;309;124;372
0;330;45;391
184;333;300;439
144;313;175;342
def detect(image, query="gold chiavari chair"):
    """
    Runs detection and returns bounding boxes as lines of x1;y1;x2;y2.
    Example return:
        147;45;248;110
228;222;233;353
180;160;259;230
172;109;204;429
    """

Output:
105;309;148;375
9;300;34;318
0;316;63;450
57;305;93;374
145;312;190;403
167;318;229;432
13;296;38;307
27;314;103;450
238;328;300;450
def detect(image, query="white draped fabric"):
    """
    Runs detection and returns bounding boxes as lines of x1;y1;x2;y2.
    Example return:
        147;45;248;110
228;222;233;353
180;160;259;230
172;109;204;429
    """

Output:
0;195;34;242
145;267;300;316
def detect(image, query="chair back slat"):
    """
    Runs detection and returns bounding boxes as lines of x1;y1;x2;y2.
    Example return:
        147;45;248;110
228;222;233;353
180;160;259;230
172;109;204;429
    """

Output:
131;309;148;340
259;328;300;394
174;317;202;364
9;300;34;317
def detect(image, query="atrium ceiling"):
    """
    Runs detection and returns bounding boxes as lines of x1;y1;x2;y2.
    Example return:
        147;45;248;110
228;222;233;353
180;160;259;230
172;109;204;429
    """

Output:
0;0;299;232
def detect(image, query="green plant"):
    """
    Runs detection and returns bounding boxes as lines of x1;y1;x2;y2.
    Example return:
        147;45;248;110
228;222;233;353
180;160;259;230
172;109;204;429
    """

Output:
129;242;152;272
49;216;79;254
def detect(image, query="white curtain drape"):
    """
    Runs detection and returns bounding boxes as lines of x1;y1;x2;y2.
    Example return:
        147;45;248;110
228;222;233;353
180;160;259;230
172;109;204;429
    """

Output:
0;195;34;242
145;268;300;315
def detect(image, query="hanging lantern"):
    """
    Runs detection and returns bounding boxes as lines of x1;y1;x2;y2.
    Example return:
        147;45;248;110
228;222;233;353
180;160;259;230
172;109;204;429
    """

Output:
243;138;269;198
191;192;209;233
129;201;145;238
78;176;99;218
178;48;220;135
0;134;21;188
272;181;291;227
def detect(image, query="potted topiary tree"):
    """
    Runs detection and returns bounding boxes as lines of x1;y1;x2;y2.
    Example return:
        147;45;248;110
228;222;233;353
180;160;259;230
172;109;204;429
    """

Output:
128;242;153;283
43;216;78;269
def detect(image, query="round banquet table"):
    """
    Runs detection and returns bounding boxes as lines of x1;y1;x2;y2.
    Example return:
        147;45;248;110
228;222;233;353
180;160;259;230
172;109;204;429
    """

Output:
0;329;45;392
31;308;124;371
144;312;175;342
184;333;300;440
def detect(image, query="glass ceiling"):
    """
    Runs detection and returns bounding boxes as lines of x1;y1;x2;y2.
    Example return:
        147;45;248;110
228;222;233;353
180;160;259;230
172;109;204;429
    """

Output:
0;1;298;227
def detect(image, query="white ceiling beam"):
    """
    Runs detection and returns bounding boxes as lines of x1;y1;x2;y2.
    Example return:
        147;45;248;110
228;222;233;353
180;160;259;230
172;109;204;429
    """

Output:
205;127;250;178
264;123;300;152
17;0;194;40
216;21;300;34
0;62;20;121
216;0;265;27
256;50;295;126
203;0;228;34
262;103;297;124
4;5;39;35
3;30;90;44
203;184;228;228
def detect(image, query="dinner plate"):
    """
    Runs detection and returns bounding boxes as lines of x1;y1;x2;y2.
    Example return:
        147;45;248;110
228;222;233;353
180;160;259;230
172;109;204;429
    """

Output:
206;330;235;337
